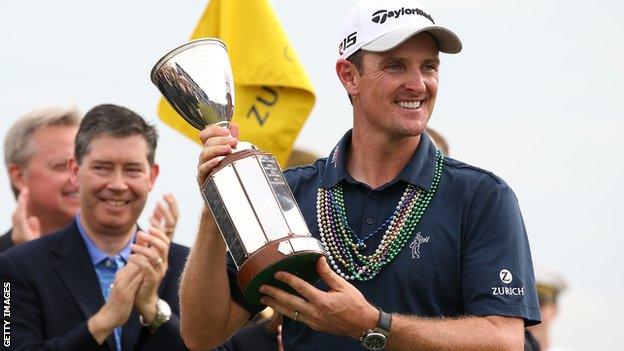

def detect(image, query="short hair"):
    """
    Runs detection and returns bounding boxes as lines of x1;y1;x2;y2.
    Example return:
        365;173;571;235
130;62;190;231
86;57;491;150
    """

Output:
74;104;158;165
4;105;81;170
347;49;365;75
5;106;81;197
345;50;365;104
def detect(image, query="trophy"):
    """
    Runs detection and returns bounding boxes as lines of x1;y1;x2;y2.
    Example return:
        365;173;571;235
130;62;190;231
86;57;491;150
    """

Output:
151;39;326;305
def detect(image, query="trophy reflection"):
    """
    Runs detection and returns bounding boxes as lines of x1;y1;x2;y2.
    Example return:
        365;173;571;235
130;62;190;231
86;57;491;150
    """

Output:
151;39;326;305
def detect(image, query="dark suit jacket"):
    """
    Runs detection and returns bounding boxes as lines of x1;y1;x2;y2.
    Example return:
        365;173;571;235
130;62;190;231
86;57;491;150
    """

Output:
214;319;278;351
0;228;14;253
0;221;190;351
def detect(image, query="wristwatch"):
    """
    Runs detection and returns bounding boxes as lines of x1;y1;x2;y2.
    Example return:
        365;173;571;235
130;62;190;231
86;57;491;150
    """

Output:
360;307;392;350
140;298;172;330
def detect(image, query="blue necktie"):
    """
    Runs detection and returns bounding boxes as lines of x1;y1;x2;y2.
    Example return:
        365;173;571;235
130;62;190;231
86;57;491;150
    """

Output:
95;257;124;351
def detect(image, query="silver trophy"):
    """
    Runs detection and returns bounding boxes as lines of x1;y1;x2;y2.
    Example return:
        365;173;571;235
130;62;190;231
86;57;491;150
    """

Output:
151;39;326;305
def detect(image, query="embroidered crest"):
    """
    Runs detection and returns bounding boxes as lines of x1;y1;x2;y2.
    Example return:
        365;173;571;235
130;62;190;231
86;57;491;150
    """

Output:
409;232;430;259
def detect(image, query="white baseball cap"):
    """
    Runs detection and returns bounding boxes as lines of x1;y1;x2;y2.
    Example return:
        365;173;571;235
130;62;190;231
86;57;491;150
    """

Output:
337;0;462;60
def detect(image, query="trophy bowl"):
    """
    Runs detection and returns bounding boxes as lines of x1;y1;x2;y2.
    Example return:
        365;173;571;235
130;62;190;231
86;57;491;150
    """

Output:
151;39;326;305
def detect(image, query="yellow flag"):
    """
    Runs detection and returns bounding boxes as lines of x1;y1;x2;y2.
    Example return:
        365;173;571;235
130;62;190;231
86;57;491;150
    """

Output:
157;0;316;165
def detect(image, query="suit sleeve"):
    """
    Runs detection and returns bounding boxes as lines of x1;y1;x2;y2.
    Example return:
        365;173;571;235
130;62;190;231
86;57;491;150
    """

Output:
0;231;14;253
135;314;186;351
134;245;190;351
0;253;102;351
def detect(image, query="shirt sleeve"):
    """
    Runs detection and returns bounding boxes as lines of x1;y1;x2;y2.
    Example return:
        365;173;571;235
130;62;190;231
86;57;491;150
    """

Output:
460;176;541;326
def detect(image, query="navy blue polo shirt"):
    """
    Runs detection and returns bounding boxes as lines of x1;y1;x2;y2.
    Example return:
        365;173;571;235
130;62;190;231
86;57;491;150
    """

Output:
228;130;540;350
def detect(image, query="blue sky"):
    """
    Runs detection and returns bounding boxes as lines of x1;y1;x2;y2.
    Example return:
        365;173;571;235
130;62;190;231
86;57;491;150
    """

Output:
1;1;622;348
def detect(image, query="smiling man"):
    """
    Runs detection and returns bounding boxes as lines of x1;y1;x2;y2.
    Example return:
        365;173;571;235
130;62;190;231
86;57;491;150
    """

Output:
180;0;540;350
1;106;81;251
0;104;189;350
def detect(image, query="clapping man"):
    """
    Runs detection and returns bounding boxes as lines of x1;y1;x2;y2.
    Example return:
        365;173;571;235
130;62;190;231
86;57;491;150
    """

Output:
0;104;188;350
2;106;180;252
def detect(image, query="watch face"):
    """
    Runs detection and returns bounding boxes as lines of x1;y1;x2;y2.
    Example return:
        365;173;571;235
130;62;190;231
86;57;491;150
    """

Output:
363;332;387;350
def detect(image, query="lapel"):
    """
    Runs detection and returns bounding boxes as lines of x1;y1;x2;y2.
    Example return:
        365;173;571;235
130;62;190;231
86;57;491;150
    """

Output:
49;222;116;351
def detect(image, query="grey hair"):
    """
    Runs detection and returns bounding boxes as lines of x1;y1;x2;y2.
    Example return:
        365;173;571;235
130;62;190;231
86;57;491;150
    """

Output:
4;105;81;167
4;105;81;196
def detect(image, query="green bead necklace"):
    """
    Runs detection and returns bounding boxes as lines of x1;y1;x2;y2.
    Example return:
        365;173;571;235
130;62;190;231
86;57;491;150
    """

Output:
316;150;444;281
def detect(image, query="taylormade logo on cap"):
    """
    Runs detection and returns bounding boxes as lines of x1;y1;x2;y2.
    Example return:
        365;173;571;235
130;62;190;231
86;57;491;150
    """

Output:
337;0;462;60
371;8;435;25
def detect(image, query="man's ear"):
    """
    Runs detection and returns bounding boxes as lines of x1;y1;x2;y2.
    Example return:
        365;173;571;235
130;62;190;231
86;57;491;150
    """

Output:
336;59;360;98
148;163;159;191
8;164;26;193
68;157;79;188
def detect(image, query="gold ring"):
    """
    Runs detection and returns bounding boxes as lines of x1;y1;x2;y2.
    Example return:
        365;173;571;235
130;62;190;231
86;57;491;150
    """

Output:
155;257;163;265
293;310;299;322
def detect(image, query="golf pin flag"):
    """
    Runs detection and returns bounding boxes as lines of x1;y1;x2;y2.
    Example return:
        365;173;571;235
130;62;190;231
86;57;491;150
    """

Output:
157;0;316;165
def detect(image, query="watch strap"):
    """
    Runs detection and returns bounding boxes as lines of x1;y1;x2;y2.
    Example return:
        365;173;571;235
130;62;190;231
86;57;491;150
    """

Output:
140;298;171;330
376;308;392;335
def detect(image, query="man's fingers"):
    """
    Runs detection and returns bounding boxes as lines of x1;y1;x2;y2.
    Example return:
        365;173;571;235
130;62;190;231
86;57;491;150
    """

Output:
130;245;162;267
149;216;161;229
133;232;169;266
128;253;160;278
273;271;321;302
317;257;345;290
27;216;41;238
202;135;238;149
163;193;179;220
145;227;171;252
229;123;240;139
198;125;230;144
135;230;149;247
259;295;310;326
157;202;176;228
258;284;313;317
16;187;29;213
199;144;232;165
113;261;142;286
12;188;29;224
126;267;146;292
197;159;221;185
151;206;163;223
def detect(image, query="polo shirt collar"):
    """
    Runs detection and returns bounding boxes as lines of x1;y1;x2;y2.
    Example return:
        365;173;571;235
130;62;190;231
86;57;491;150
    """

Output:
319;130;353;188
75;214;134;266
319;129;438;191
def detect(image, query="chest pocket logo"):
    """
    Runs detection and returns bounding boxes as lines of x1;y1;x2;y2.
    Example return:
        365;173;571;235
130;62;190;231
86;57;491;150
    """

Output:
409;232;430;259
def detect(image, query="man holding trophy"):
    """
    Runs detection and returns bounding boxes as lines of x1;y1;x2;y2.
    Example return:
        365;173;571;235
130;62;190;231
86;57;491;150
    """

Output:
164;0;540;350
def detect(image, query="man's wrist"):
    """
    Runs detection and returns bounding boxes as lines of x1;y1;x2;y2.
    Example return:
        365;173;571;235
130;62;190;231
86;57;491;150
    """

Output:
351;304;380;339
137;296;159;325
87;309;117;344
360;307;392;350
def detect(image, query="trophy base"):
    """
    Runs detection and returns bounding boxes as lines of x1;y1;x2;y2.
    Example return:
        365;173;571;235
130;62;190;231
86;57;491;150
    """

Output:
237;236;326;305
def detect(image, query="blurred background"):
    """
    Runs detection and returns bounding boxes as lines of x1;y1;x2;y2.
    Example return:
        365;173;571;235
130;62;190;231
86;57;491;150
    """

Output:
1;0;622;349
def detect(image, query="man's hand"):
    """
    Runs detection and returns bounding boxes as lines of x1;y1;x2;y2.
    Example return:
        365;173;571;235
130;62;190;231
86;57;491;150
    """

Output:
10;187;41;245
149;193;179;239
197;124;239;186
130;226;171;325
259;257;379;340
88;261;145;344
